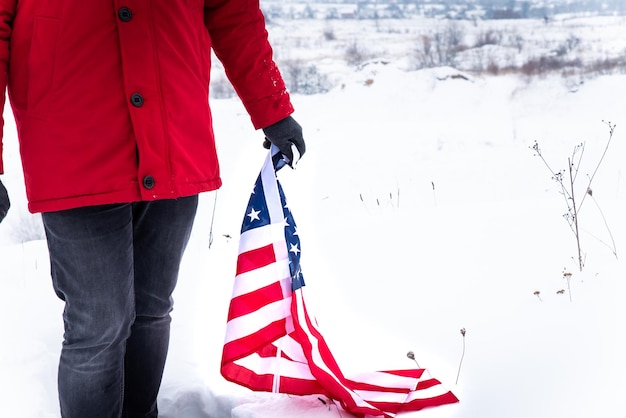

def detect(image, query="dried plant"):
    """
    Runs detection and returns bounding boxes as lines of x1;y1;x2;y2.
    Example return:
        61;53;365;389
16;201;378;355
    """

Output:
406;350;421;368
531;121;617;271
562;270;573;302
456;328;466;385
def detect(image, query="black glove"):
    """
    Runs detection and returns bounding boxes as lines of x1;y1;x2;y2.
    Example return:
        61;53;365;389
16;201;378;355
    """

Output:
262;116;305;167
0;178;9;224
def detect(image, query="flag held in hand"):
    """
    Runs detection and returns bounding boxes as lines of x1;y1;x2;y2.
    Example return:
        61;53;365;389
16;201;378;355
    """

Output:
221;147;459;417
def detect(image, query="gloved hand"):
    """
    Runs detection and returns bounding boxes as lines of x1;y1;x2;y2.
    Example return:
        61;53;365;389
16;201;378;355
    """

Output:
0;178;9;223
262;116;305;167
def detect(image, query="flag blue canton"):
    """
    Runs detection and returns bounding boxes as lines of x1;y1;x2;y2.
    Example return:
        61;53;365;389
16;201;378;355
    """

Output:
240;154;305;291
278;181;305;291
241;173;271;233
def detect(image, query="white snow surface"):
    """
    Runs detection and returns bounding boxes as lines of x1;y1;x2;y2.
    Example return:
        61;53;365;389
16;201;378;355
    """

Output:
1;16;626;418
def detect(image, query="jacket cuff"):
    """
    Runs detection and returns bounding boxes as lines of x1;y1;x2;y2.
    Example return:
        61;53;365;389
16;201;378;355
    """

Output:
247;93;295;130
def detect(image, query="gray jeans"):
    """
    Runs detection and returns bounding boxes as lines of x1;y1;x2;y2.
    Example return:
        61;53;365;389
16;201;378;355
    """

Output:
42;196;198;418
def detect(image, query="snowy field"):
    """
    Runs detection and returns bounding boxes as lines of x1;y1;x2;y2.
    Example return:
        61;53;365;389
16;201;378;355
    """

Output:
1;14;626;418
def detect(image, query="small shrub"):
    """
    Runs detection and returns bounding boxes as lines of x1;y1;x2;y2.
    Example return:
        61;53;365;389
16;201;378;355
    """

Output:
411;23;467;70
520;56;581;76
10;211;45;243
345;39;370;67
486;61;500;75
282;61;331;95
210;74;236;99
322;25;336;41
474;29;502;48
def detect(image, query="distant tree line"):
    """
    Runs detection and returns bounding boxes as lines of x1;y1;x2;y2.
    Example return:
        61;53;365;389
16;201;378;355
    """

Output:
261;0;626;20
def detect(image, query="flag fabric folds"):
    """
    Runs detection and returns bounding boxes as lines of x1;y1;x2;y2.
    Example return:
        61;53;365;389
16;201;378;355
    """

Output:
221;148;459;417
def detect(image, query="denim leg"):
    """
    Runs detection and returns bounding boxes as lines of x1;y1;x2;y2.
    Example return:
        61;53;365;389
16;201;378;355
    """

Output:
43;204;136;418
122;195;198;418
42;196;198;418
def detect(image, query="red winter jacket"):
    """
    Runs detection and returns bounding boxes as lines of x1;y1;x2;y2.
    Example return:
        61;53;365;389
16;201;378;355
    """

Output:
0;0;293;213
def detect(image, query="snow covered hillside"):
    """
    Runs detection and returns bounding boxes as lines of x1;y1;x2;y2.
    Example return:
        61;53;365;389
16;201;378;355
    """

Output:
1;14;625;418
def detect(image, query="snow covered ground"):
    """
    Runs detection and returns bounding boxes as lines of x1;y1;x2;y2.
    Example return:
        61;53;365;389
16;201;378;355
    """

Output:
1;15;626;418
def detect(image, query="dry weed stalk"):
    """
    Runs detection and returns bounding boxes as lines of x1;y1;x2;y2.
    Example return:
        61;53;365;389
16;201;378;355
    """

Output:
406;350;421;368
456;328;466;385
531;121;617;271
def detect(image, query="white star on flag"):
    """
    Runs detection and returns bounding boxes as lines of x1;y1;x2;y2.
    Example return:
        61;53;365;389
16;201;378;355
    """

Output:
289;242;300;256
246;208;261;222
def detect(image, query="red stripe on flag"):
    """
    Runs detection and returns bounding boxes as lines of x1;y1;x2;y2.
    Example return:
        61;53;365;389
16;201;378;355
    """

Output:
227;281;285;321
222;319;287;364
236;244;276;275
344;379;412;393
365;389;459;415
365;401;405;416
221;361;275;393
416;378;444;390
292;292;382;417
295;292;346;378
278;375;327;397
221;357;328;397
384;369;425;379
255;343;279;358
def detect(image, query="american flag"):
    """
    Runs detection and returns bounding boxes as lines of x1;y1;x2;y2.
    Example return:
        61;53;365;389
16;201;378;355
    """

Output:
221;149;459;417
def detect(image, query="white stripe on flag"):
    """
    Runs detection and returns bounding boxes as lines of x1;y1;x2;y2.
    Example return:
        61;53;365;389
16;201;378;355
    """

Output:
354;389;414;404
404;383;453;401
234;351;316;381
293;290;377;412
238;223;288;254
347;371;420;390
260;154;284;225
232;264;291;298
276;335;308;364
224;297;292;344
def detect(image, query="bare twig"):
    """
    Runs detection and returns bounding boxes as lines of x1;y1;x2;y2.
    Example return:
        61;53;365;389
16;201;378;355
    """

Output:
588;194;618;258
208;191;218;249
563;270;573;302
431;181;437;207
570;142;585;185
567;156;584;271
578;121;616;211
456;328;466;385
532;142;572;207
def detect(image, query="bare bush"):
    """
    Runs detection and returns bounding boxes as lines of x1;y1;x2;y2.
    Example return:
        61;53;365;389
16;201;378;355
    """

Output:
210;74;236;99
282;61;331;95
443;22;466;50
412;22;467;69
345;39;371;67
486;60;500;75
474;29;502;48
586;55;626;75
520;56;582;76
322;25;336;41
10;211;45;243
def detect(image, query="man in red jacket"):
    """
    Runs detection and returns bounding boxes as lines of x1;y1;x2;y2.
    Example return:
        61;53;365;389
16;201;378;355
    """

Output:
0;1;305;417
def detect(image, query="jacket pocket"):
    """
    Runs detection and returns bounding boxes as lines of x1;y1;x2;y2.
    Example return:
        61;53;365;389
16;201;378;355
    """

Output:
27;16;60;113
